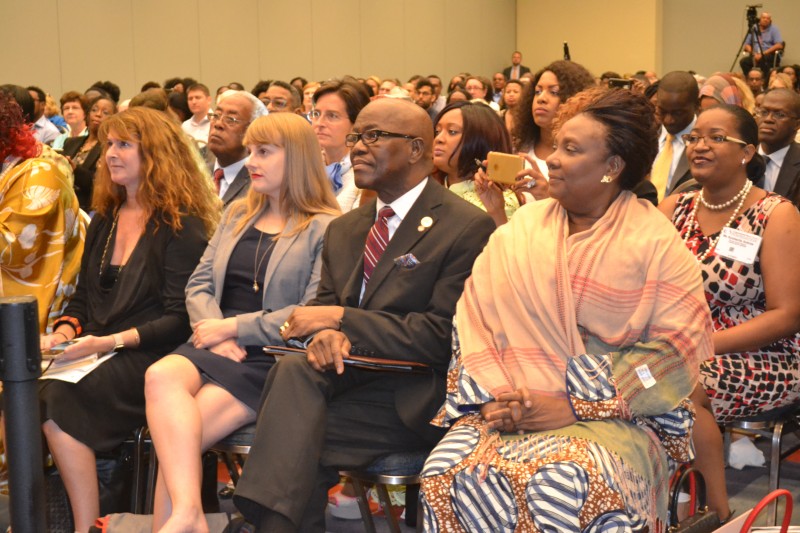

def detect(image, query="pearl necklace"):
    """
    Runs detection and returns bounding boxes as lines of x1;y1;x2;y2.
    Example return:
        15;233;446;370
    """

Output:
683;180;753;263
699;179;752;211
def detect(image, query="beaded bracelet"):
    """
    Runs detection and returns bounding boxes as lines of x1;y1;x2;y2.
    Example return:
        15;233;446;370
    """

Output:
53;316;82;337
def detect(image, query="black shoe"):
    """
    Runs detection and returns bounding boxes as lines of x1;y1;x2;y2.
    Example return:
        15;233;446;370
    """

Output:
223;516;256;533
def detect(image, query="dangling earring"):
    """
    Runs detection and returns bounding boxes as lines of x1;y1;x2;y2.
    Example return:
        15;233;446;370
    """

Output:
601;175;614;183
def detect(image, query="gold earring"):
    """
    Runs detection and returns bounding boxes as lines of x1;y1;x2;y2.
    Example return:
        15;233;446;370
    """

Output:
601;175;614;183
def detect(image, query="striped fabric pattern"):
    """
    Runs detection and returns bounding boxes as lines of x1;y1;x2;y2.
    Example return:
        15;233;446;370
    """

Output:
362;206;394;284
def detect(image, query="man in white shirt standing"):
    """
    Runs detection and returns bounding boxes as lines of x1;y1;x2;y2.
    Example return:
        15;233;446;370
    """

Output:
182;83;213;145
651;71;699;202
755;88;800;203
27;86;60;145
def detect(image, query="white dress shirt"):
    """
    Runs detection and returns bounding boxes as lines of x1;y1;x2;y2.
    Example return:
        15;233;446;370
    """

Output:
759;144;790;193
182;115;211;144
655;117;696;192
214;158;247;199
33;115;61;145
360;177;428;300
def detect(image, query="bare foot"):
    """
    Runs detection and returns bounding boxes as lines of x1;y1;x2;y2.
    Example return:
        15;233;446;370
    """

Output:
157;508;209;533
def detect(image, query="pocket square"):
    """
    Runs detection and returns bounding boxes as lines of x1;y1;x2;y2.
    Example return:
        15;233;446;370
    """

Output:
394;253;420;270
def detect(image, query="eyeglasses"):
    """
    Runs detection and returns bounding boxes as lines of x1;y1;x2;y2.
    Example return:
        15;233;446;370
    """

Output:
261;98;288;109
681;134;748;146
208;112;246;127
309;109;344;123
345;129;418;147
754;108;796;121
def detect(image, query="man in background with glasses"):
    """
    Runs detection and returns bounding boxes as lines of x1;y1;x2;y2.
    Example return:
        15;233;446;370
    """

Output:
262;80;303;115
755;88;800;204
205;90;266;208
233;98;495;532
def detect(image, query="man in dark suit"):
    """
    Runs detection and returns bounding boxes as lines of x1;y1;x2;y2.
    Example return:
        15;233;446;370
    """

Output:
503;51;530;80
206;90;266;208
756;88;800;205
652;71;699;201
233;98;495;532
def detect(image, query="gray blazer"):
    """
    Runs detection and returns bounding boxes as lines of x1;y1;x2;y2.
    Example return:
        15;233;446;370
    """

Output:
185;207;335;346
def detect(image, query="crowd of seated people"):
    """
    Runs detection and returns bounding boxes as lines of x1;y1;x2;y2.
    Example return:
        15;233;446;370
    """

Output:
1;51;800;532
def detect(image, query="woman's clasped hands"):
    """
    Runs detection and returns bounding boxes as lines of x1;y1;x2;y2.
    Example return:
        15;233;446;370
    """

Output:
480;387;577;434
192;317;246;362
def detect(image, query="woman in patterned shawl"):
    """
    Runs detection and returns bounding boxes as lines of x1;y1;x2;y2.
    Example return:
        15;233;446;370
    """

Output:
420;88;713;532
0;88;84;332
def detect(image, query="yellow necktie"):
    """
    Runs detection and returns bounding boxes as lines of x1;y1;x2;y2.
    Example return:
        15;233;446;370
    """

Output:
651;134;674;202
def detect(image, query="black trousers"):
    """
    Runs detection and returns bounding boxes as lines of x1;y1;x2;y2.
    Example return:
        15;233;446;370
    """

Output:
232;354;440;532
740;52;781;75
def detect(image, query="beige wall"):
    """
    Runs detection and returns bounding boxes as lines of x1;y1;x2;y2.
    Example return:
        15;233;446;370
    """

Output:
7;0;799;103
516;0;800;79
516;0;662;78
1;0;516;101
661;0;800;76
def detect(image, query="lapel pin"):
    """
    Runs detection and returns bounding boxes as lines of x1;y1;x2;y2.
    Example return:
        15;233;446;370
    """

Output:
418;216;433;232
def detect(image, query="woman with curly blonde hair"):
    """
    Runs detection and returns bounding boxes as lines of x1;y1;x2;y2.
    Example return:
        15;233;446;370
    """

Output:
38;106;218;531
145;113;339;532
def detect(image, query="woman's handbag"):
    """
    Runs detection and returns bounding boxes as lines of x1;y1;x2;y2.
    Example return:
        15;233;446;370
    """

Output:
668;465;721;533
739;488;793;533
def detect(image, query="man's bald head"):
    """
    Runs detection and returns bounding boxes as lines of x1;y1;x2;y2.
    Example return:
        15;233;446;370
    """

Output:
351;98;434;203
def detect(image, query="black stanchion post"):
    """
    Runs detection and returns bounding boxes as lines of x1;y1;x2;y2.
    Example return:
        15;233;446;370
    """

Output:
0;296;46;532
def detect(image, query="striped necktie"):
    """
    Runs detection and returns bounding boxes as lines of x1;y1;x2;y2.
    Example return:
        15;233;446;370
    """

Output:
363;206;395;285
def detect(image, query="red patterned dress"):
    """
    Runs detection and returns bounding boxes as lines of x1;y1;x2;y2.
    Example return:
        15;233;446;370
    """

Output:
671;191;800;422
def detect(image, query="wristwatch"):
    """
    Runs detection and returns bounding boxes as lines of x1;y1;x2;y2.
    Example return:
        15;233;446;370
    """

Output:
112;333;125;351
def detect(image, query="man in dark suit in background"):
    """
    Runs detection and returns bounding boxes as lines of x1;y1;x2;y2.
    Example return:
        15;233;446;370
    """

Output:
756;88;800;205
206;90;266;208
503;51;530;80
233;98;495;532
651;71;698;201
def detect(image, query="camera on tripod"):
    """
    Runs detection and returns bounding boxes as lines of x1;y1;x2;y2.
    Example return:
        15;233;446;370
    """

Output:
746;4;762;28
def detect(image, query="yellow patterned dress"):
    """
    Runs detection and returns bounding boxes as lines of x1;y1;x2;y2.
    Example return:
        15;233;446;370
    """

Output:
0;145;85;332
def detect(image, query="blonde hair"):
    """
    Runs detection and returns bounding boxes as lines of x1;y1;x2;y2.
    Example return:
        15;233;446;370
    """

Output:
229;113;340;236
94;107;221;237
730;76;756;113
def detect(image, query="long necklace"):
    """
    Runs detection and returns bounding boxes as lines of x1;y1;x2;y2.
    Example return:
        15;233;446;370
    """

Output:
252;229;276;292
99;213;120;276
683;179;753;262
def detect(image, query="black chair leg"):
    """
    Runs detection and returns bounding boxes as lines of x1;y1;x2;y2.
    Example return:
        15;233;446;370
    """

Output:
405;484;419;527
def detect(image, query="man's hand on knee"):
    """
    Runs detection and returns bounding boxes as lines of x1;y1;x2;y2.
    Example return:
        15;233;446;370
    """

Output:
307;330;351;374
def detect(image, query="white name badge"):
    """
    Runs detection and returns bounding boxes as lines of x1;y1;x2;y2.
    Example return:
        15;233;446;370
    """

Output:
715;227;762;265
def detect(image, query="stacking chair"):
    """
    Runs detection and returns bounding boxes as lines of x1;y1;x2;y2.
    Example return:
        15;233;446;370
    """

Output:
341;451;428;533
723;402;800;525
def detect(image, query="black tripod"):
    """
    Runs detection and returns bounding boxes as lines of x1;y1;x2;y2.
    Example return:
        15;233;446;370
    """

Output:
731;25;764;73
730;5;764;73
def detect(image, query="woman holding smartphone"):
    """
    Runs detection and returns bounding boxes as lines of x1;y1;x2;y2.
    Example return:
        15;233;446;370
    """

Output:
432;101;519;226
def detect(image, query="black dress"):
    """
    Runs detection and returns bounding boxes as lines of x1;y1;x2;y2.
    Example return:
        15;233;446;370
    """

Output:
173;226;278;411
61;137;102;211
38;212;208;452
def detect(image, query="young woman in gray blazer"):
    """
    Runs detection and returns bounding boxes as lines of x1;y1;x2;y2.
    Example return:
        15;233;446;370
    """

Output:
144;113;340;532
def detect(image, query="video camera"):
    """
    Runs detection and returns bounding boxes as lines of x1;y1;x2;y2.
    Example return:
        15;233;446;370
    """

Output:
746;4;762;28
